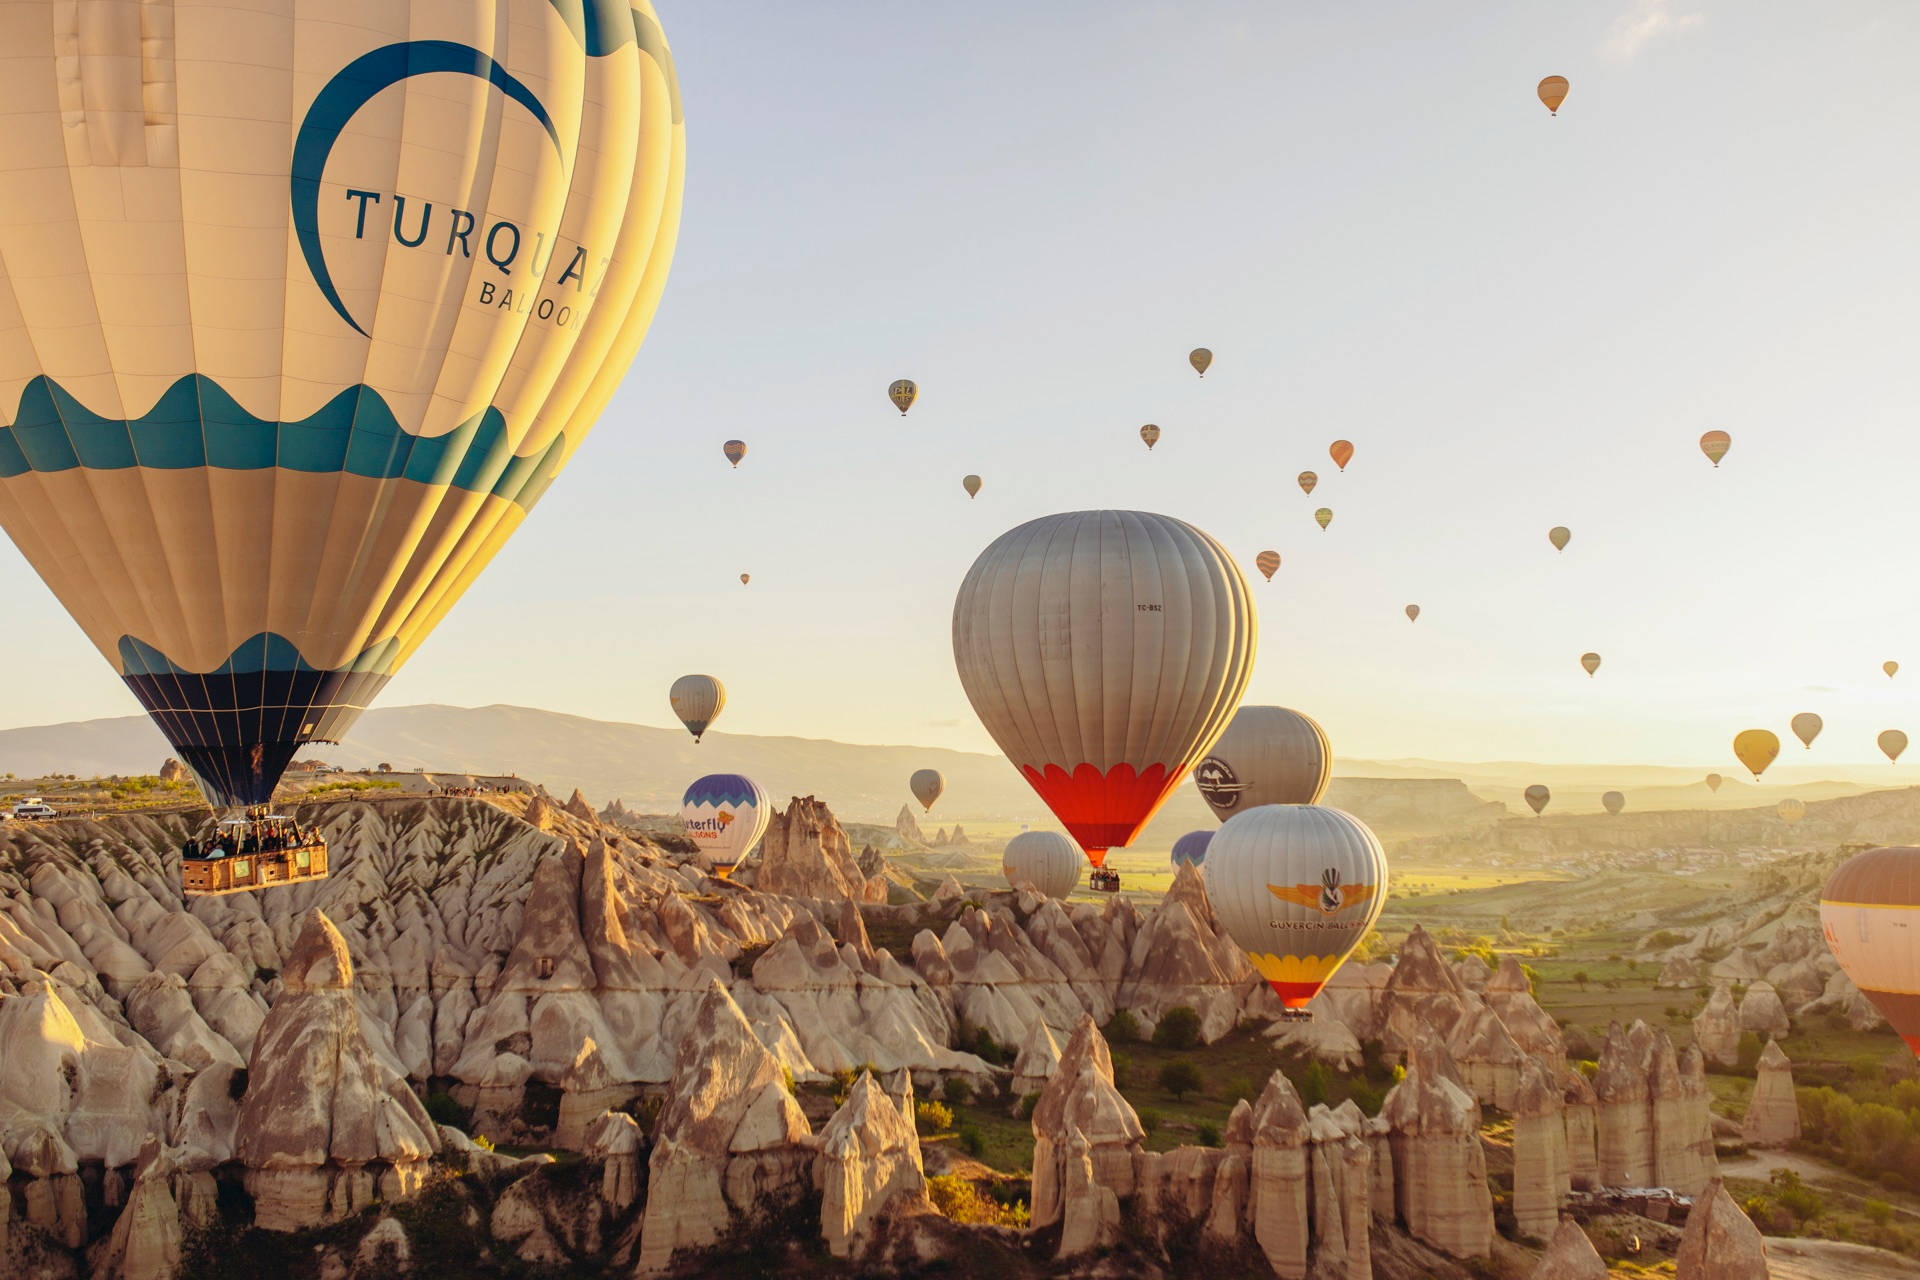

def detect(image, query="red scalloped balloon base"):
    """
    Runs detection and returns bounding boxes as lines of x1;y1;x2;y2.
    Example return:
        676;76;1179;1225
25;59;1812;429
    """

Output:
1019;760;1182;864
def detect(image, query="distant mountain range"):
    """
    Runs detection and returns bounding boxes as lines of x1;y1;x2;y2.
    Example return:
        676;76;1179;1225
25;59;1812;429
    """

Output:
0;704;1892;837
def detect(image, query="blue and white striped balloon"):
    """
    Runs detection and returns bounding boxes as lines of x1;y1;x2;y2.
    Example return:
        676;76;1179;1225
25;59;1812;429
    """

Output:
680;773;768;877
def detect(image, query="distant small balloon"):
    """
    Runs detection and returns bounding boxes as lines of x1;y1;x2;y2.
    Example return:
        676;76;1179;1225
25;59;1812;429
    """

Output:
889;379;918;415
1700;430;1731;467
1315;508;1333;531
670;675;727;744
1329;440;1354;472
1170;830;1213;869
910;768;946;812
1524;784;1550;815
1705;773;1723;792
1189;348;1213;377
1141;423;1162;451
1255;550;1281;582
1791;713;1823;750
1581;652;1601;678
1734;729;1781;779
963;474;982;498
740;573;750;586
1538;75;1569;115
1298;471;1318;495
723;439;746;468
1405;604;1420;623
1778;798;1806;826
1549;526;1571;553
1887;661;1901;679
1602;790;1625;815
1881;730;1908;763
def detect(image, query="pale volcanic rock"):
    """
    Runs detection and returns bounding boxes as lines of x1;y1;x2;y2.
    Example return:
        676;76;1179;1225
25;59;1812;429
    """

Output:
1593;1020;1655;1187
1452;953;1493;991
1674;1178;1770;1279
1736;980;1790;1040
1528;1216;1608;1280
1203;1099;1255;1244
1305;1102;1372;1280
1562;1069;1599;1192
235;910;439;1232
754;797;885;904
1117;863;1253;1042
523;793;556;831
1693;983;1741;1068
1510;1060;1569;1241
158;760;189;784
637;979;813;1274
1377;925;1472;1050
1248;1069;1311;1280
1380;1033;1493;1259
564;789;598;823
1804;965;1887;1031
1306;960;1390;1038
1022;899;1113;1024
1740;1039;1800;1148
814;1071;932;1260
1483;955;1565;1061
1010;1019;1062;1099
124;972;242;1074
929;875;965;910
1709;949;1764;984
1056;1127;1123;1257
1266;1009;1363;1069
1765;955;1827;1010
1029;1015;1144;1235
88;1139;181;1280
0;977;167;1172
599;798;642;828
1446;1003;1527;1111
923;908;1083;1050
584;1110;644;1211
1657;954;1701;988
1654;1042;1718;1194
894;805;924;844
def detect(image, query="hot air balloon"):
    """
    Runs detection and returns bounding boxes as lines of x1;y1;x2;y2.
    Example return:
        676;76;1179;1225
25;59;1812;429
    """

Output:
1171;830;1213;869
723;440;746;468
1524;785;1550;815
953;510;1256;867
1002;830;1081;899
1791;713;1823;750
0;1;685;810
1705;773;1723;792
1581;652;1601;677
1315;508;1333;531
1778;798;1806;826
1193;706;1332;820
1140;424;1162;451
1405;605;1420;623
963;475;982;499
1821;847;1920;1057
1881;730;1908;763
1602;790;1625;815
670;675;725;744
1549;526;1571;552
1255;551;1281;582
910;768;946;812
1734;729;1781;779
1329;440;1354;471
1204;804;1387;1010
1537;76;1569;115
1298;472;1318;495
1189;348;1212;377
889;379;918;415
1700;431;1731;467
681;773;769;878
739;573;750;586
1887;661;1901;679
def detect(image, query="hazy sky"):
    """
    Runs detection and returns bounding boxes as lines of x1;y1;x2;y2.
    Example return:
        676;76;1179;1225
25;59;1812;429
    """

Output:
5;1;1920;770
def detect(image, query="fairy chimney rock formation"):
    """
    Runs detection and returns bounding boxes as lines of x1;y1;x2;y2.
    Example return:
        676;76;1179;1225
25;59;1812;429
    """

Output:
1510;1059;1569;1241
1737;981;1790;1040
754;796;887;903
1739;1040;1800;1148
1011;1019;1063;1099
894;805;924;844
1674;1178;1770;1279
1249;1069;1311;1280
158;759;188;784
1657;954;1700;988
1528;1216;1608;1280
1029;1014;1144;1242
564;789;597;822
1380;1030;1493;1259
815;1071;931;1260
1692;983;1740;1067
523;792;555;831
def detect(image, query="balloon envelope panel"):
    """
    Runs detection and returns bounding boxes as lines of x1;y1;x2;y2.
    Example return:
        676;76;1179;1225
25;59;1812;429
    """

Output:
1203;805;1387;1009
1192;706;1331;820
681;773;769;875
1003;830;1081;899
0;1;685;806
1821;847;1920;1056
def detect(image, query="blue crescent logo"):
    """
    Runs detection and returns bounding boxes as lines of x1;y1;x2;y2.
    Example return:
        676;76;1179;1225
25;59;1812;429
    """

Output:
291;41;561;337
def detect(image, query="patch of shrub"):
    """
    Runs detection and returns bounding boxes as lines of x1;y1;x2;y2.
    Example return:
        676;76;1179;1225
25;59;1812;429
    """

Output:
424;1089;467;1128
957;1123;985;1158
1152;1006;1202;1050
1158;1059;1203;1100
1105;1009;1142;1044
943;1076;974;1105
1019;1091;1042;1117
915;1100;954;1135
1225;1074;1258;1105
927;1174;1029;1228
1137;1109;1162;1134
1299;1060;1332;1109
1196;1122;1222;1148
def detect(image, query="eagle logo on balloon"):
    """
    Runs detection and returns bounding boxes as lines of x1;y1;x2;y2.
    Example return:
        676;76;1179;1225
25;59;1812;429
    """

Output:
1268;867;1376;916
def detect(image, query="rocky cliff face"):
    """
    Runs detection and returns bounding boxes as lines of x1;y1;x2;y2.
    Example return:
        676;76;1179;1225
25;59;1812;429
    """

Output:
751;796;888;903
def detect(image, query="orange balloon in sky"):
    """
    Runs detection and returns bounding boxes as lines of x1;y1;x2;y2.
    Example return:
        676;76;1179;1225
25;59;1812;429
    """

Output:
1700;430;1731;467
1329;440;1354;472
1537;76;1569;116
1733;729;1781;779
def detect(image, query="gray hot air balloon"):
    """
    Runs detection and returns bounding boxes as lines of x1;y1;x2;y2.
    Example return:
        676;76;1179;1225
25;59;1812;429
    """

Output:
1602;790;1625;815
963;475;982;498
1881;730;1908;763
910;768;946;812
1524;784;1550;815
669;675;725;744
1791;713;1823;750
1192;706;1331;821
1002;830;1081;899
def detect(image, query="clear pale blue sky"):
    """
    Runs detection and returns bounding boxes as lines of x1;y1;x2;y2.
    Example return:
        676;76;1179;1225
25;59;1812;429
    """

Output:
6;0;1920;769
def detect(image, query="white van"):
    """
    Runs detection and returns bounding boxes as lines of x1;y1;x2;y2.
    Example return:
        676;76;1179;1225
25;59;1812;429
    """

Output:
11;798;57;819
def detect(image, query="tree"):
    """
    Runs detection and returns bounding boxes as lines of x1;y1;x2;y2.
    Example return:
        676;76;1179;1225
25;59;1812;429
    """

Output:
1572;971;1590;989
1157;1059;1203;1100
1152;1006;1202;1050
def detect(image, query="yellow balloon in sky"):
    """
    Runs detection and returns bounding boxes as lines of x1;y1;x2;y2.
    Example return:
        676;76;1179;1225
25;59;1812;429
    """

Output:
1298;471;1318;495
1549;526;1571;552
1700;430;1731;467
1887;661;1901;679
1189;348;1213;377
1734;729;1781;779
1581;652;1601;677
1881;730;1908;763
1778;798;1806;826
1315;508;1333;531
889;379;918;415
1538;76;1569;115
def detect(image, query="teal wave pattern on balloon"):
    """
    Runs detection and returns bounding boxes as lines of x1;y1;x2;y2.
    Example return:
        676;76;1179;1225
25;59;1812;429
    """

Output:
545;0;682;119
118;632;404;679
0;375;566;510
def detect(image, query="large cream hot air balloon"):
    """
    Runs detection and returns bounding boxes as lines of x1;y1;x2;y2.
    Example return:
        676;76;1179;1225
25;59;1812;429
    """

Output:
889;379;918;415
1821;847;1920;1057
1297;472;1318;495
1881;730;1908;763
1581;652;1601;677
1189;348;1213;377
681;773;768;878
1792;713;1823;749
963;475;982;499
1329;440;1354;472
1602;790;1625;815
1315;508;1333;531
953;510;1256;867
669;674;725;743
1192;706;1332;821
1255;551;1281;581
723;440;746;468
1777;798;1806;826
1700;431;1731;467
1887;661;1901;679
1204;805;1387;1010
1524;784;1550;815
1140;424;1162;451
910;768;946;812
1537;76;1569;115
1549;526;1571;552
1734;729;1781;779
1002;830;1081;899
1705;773;1723;792
0;1;685;808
